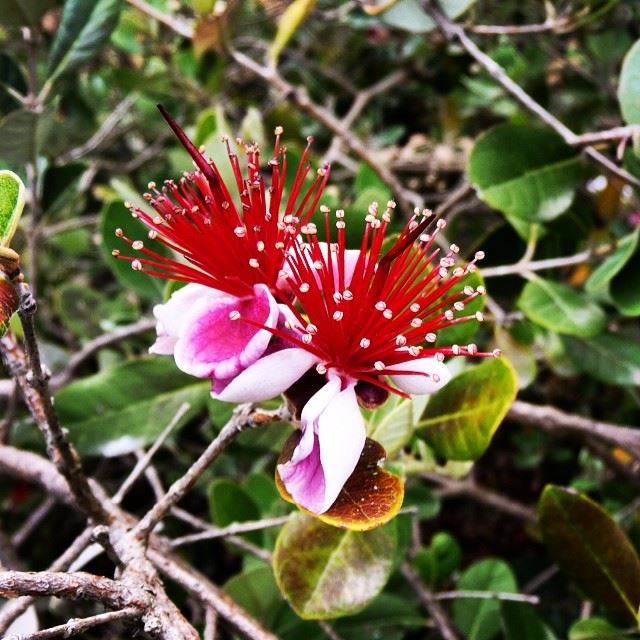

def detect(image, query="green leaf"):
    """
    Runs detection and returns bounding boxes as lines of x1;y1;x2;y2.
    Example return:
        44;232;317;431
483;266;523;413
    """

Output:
48;0;122;81
568;617;629;640
437;270;485;347
56;357;209;456
225;566;283;625
268;0;317;66
518;278;607;338
453;559;518;640
209;478;262;544
618;39;640;124
367;395;426;456
538;485;640;621
563;333;640;386
610;250;640;316
413;532;461;587
585;230;639;295
381;0;476;34
468;124;583;229
417;357;518;461
0;170;25;246
0;0;55;28
99;200;169;298
501;601;555;640
273;513;397;619
0;109;51;165
494;325;536;389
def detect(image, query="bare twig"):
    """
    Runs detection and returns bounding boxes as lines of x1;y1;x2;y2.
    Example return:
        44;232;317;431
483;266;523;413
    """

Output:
570;125;640;146
50;317;156;390
400;563;459;640
6;607;141;640
434;590;539;604
124;0;193;38
204;607;218;640
11;496;57;548
508;400;640;459
421;0;640;190
134;403;290;540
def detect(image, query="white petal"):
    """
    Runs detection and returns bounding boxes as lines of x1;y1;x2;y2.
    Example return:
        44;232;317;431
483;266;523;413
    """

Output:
317;383;366;512
213;348;319;403
300;375;341;426
388;357;452;395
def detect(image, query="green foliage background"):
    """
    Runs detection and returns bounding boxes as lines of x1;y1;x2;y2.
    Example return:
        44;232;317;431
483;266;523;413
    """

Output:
1;0;640;638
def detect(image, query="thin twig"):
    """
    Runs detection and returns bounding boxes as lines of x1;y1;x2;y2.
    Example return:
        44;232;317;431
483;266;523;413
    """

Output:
134;403;289;540
421;0;640;190
400;563;459;640
11;496;57;548
204;607;218;640
434;590;539;604
7;607;141;640
124;0;193;37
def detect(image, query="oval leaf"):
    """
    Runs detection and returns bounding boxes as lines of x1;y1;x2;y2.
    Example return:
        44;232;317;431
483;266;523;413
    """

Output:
417;357;518;461
453;558;517;640
563;333;640;386
276;434;404;531
538;485;640;621
0;169;25;246
273;512;397;619
57;357;209;456
268;0;317;66
382;0;476;33
568;618;628;640
610;250;640;316
48;0;122;80
618;39;640;124
518;278;607;338
585;230;639;295
468;124;582;227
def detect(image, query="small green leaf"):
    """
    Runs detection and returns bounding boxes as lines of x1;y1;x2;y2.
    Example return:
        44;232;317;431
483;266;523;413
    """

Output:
417;357;518;461
57;358;209;456
563;333;640;386
48;0;121;81
610;250;640;316
268;0;317;66
413;532;461;587
0;109;51;166
585;230;639;295
209;478;262;544
568;617;629;640
494;325;536;389
618;39;640;124
273;513;397;619
468;124;582;230
367;395;419;456
224;566;283;624
0;170;25;246
538;485;640;621
453;559;518;640
381;0;476;33
518;278;607;338
501;601;555;640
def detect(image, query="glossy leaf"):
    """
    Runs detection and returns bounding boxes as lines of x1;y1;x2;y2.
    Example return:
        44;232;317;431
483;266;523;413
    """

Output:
413;532;461;587
382;0;476;33
268;0;317;66
610;250;640;316
568;617;628;640
501;601;554;640
453;559;518;640
367;395;427;456
585;230;639;294
276;435;404;531
618;39;640;124
48;0;121;80
538;485;640;621
563;333;640;386
417;357;518;461
518;278;607;337
468;124;582;228
209;478;262;544
0;169;25;246
273;512;397;619
57;358;209;456
494;325;536;389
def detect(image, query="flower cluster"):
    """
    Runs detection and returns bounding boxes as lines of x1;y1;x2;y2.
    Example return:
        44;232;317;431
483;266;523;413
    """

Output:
116;109;496;523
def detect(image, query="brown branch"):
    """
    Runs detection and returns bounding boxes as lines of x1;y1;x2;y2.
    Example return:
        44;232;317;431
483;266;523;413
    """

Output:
134;403;290;540
421;0;640;190
16;607;142;640
508;400;640;459
400;563;459;640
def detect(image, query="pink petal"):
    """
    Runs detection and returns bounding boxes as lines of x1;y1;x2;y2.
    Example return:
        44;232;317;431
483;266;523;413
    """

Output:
213;347;320;403
174;283;279;379
278;378;366;514
149;284;223;355
388;357;452;395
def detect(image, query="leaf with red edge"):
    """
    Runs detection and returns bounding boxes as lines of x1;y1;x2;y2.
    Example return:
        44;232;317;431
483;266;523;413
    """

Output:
275;433;404;531
273;512;397;619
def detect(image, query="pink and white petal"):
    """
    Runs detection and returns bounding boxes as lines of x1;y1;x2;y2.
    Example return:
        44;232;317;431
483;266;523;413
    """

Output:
300;375;341;427
149;333;177;355
388;357;452;395
213;347;320;403
174;283;279;379
316;383;366;512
